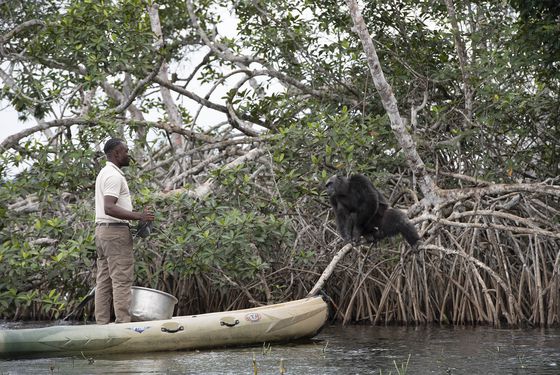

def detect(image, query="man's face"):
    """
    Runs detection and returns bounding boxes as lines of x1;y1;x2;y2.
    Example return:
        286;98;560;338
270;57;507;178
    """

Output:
114;143;130;167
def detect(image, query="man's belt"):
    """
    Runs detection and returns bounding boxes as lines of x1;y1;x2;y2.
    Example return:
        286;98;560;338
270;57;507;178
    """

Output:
96;222;130;227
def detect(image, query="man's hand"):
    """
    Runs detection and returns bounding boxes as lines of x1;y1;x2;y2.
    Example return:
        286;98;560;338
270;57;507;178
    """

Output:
139;207;155;222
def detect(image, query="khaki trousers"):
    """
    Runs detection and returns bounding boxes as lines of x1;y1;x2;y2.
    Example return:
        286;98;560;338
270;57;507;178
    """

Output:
94;225;134;324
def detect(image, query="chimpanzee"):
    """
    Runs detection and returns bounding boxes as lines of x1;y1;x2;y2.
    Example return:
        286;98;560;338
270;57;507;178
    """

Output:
326;174;420;246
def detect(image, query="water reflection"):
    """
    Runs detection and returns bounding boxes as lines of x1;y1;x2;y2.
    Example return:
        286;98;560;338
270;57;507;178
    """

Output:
1;324;559;374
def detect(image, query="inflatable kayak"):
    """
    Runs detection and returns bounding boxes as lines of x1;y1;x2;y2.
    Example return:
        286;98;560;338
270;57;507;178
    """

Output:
0;296;328;358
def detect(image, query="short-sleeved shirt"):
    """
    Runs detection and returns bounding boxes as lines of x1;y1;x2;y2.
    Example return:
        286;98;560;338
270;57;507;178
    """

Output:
95;162;132;224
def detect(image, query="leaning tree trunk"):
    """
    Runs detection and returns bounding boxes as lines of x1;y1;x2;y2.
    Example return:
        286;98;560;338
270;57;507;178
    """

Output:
345;0;440;207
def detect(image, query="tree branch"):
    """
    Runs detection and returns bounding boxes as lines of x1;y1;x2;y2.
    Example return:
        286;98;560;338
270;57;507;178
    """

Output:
345;0;440;206
307;243;354;297
443;0;473;122
161;147;266;199
148;3;184;149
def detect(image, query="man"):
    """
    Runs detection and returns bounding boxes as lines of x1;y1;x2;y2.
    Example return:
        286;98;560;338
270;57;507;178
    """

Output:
94;138;155;324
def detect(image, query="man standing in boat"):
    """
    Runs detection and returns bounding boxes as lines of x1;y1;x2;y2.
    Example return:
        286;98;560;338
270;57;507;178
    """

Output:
94;138;155;324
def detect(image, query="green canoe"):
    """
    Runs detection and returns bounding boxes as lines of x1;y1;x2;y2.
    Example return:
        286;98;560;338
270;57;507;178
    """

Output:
0;296;328;358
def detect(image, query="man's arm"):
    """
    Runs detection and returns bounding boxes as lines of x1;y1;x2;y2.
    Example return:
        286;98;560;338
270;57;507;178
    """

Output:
103;196;155;221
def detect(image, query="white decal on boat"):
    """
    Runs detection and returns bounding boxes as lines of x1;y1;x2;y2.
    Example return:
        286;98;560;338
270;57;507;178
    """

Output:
245;312;261;322
128;326;150;334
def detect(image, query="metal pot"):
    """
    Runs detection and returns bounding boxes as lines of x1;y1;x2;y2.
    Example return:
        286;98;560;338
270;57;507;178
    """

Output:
130;286;178;322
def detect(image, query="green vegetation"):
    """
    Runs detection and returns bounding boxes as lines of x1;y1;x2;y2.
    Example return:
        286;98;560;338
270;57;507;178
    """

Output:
0;0;558;325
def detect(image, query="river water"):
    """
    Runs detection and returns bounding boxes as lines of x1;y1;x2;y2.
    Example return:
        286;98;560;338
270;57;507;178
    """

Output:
1;324;559;374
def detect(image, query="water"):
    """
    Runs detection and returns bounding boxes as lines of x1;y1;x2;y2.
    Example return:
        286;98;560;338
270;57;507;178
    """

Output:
1;324;559;374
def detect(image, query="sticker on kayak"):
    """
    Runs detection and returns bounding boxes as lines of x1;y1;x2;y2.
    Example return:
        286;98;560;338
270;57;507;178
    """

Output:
128;326;150;334
245;312;261;322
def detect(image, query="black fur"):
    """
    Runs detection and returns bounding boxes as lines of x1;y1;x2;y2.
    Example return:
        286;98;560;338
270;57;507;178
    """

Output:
325;174;387;242
364;207;420;246
326;174;420;246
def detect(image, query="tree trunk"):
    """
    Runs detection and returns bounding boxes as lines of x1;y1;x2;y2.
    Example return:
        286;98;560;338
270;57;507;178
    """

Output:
345;0;440;206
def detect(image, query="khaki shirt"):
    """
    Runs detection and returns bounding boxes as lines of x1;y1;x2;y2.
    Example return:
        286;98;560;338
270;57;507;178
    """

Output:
95;162;132;224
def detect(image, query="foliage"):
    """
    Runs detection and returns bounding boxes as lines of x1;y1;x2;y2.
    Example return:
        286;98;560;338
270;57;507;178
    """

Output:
0;0;559;325
135;178;294;287
0;203;96;319
509;0;560;82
